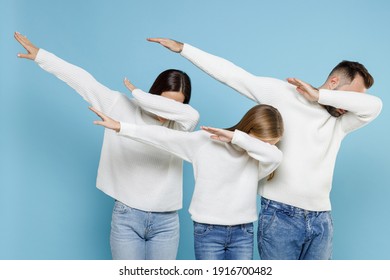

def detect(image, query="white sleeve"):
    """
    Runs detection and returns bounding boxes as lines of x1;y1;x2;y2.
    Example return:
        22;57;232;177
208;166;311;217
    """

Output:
132;88;199;132
118;123;205;162
181;43;287;105
318;89;383;134
231;130;283;179
35;49;121;114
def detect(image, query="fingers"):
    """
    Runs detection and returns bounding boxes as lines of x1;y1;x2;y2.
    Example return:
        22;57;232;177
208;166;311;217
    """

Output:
14;32;30;49
201;126;220;134
123;77;135;91
146;38;163;43
93;120;104;126
17;53;32;59
88;106;105;120
14;32;25;44
147;37;170;47
287;77;302;87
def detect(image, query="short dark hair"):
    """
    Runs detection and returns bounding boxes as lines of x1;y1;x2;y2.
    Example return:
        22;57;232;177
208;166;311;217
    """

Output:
149;69;192;104
329;60;374;89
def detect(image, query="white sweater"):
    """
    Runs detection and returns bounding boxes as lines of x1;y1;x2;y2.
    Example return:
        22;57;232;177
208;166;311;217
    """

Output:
181;44;383;211
118;124;282;225
35;49;199;212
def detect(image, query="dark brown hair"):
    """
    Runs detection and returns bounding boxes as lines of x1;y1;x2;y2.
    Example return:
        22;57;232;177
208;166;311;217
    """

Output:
149;69;192;104
329;60;374;89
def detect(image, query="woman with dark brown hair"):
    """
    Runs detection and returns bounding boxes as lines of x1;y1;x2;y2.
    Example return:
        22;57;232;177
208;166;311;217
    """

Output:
14;32;199;260
90;92;284;260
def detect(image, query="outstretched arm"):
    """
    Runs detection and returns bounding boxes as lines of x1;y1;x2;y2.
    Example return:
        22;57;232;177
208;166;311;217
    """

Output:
15;32;120;114
124;78;199;131
148;37;286;105
319;89;382;133
90;107;204;162
201;126;282;178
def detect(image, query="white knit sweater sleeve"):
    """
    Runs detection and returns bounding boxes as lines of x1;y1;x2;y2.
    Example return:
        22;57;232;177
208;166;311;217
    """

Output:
318;89;383;133
132;89;199;132
35;49;121;114
181;43;287;104
231;130;283;179
118;123;205;162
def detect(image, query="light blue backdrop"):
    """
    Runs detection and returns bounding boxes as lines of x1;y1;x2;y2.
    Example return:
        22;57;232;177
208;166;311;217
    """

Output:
1;0;389;260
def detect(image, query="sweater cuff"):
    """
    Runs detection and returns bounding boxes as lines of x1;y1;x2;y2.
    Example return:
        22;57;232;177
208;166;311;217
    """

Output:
34;48;48;64
180;43;193;59
118;122;137;137
231;129;246;145
318;89;334;106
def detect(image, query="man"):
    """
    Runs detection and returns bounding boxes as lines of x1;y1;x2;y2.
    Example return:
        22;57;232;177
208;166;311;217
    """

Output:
147;37;382;259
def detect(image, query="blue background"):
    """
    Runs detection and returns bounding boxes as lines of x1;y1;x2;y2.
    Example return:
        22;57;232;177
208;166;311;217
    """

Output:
1;0;389;259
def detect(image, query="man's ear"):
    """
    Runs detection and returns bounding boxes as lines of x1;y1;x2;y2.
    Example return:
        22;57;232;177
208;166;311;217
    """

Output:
328;76;340;90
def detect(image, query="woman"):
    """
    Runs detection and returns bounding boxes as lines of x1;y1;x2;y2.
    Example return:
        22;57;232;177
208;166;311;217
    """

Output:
14;32;199;260
90;89;284;260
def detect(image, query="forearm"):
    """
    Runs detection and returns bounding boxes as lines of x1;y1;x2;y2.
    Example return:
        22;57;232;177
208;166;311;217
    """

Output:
35;49;120;114
319;89;382;132
181;44;285;103
132;89;199;131
231;130;282;174
118;122;200;162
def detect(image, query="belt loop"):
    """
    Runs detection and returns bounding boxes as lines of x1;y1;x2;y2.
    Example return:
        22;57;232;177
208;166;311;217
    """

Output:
265;198;270;210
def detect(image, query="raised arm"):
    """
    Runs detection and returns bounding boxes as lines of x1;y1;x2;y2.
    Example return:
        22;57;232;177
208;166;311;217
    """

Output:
90;107;204;162
231;130;283;179
148;37;286;104
287;77;383;133
319;90;382;133
200;126;282;177
15;32;120;114
124;78;199;132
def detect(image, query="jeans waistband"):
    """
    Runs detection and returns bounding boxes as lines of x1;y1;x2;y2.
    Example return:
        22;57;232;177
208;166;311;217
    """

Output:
261;197;329;216
194;221;253;230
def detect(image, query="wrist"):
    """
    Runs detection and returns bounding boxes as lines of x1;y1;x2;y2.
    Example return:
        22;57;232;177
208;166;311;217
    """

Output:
178;42;184;53
314;88;320;102
115;122;121;133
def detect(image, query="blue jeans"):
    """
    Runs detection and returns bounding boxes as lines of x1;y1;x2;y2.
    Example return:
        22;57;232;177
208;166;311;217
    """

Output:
110;200;180;260
258;197;333;260
193;222;254;260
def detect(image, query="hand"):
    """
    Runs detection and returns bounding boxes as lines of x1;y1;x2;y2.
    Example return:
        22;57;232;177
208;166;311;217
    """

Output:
124;77;136;92
89;107;121;132
287;78;319;102
201;126;234;143
14;32;39;60
147;38;184;53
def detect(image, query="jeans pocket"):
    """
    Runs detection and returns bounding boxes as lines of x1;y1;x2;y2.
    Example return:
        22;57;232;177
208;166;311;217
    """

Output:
242;223;254;236
259;209;277;236
112;200;130;214
193;222;212;237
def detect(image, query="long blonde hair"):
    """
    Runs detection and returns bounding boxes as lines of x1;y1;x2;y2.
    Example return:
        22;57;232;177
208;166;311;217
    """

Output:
226;104;284;180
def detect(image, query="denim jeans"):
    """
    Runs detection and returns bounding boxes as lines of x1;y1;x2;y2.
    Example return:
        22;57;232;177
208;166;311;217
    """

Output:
193;222;254;260
257;197;333;260
110;200;180;260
